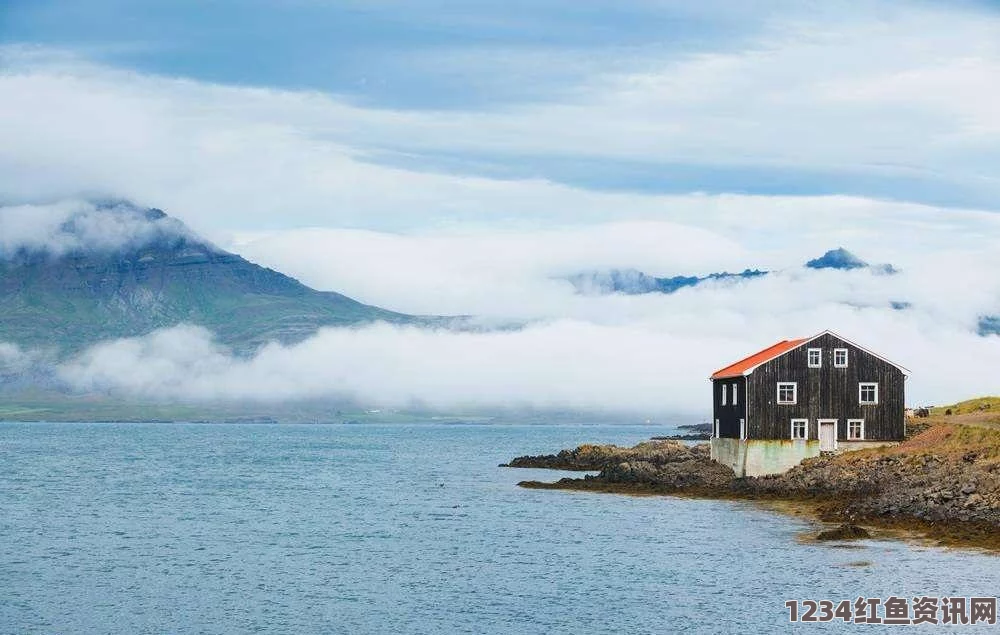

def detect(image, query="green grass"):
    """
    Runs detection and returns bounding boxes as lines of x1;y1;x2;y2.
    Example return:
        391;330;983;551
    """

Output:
929;396;1000;416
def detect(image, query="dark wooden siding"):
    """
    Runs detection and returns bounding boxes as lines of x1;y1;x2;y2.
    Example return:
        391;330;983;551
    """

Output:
745;333;905;441
711;376;747;438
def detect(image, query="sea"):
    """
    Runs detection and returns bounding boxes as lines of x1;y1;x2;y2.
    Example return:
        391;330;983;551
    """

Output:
1;421;997;634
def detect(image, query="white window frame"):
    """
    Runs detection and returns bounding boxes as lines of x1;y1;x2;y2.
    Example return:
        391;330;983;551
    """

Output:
859;382;879;405
714;419;720;438
847;419;865;440
739;418;746;440
791;418;808;440
721;384;728;406
807;348;822;368
732;383;738;406
834;348;849;368
777;382;798;405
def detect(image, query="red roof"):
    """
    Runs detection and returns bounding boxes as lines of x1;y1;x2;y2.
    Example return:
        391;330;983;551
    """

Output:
711;338;808;379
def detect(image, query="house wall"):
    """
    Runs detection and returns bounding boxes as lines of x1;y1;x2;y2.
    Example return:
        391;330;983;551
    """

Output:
711;438;821;477
711;376;747;438
746;333;905;442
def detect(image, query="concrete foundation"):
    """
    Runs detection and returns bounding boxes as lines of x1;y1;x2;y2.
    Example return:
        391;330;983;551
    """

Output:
711;438;900;477
711;438;820;477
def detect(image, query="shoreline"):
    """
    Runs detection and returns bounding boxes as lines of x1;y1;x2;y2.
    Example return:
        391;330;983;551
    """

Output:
507;416;1000;553
518;477;1000;553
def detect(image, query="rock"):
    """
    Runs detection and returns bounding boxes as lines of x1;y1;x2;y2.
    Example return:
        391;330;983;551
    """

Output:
509;423;1000;546
650;433;711;441
964;494;984;509
817;524;871;541
505;440;714;474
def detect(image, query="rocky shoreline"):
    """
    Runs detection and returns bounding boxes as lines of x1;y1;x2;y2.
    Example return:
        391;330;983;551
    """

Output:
506;420;1000;551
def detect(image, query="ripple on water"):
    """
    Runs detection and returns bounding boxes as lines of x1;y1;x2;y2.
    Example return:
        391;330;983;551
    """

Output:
0;421;997;634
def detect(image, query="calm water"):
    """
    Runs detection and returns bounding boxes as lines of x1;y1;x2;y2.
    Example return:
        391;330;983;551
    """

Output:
1;422;997;634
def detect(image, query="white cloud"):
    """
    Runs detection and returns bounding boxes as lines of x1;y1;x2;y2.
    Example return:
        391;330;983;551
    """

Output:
229;213;1000;322
1;2;999;236
0;342;41;375
3;4;1000;415
3;198;993;415
0;200;192;257
54;313;1000;415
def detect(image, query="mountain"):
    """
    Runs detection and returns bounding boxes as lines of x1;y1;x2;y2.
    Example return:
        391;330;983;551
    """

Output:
805;247;897;274
804;247;867;270
0;201;425;353
979;316;1000;337
565;248;896;297
566;268;767;296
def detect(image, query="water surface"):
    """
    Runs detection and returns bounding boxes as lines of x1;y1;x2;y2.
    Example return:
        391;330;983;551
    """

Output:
1;422;996;633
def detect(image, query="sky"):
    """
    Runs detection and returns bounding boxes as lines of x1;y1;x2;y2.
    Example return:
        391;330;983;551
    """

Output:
1;1;999;414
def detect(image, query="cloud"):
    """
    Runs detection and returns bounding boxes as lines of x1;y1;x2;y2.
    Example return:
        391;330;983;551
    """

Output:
1;1;999;235
2;3;999;415
0;342;42;375
53;313;1000;415
2;200;993;414
50;208;1000;414
0;341;57;388
228;213;1000;323
0;200;192;258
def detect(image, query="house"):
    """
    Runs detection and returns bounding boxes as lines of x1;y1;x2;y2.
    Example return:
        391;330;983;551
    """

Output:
709;330;907;477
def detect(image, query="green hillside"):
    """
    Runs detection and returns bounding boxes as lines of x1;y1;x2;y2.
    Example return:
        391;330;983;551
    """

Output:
0;203;427;354
929;396;1000;416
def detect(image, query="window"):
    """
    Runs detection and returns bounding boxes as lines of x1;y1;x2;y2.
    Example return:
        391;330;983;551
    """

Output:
847;419;865;440
859;382;879;405
721;384;728;406
732;383;738;405
714;419;720;438
739;418;746;440
807;348;822;368
791;419;808;440
834;348;849;368
777;382;797;404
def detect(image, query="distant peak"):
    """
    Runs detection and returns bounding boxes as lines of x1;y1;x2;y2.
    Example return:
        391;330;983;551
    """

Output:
565;267;767;295
91;199;168;221
805;248;867;270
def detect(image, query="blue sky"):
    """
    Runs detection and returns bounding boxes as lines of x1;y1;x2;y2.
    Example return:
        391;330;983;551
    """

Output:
3;0;999;215
2;0;784;106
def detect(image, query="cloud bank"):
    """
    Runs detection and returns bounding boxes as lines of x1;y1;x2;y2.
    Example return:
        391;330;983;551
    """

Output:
1;197;997;415
2;0;1000;234
0;200;191;258
2;3;998;416
54;317;1000;416
229;219;1000;326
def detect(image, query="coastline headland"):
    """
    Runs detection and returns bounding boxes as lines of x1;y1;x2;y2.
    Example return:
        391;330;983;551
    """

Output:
504;403;1000;551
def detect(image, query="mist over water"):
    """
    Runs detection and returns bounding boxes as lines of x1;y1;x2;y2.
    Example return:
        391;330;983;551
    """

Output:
1;421;996;634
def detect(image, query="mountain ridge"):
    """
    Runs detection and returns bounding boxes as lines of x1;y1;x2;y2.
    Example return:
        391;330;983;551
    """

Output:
0;201;427;354
565;247;895;297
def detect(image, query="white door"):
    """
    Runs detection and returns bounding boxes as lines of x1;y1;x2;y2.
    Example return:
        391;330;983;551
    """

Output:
819;420;837;451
